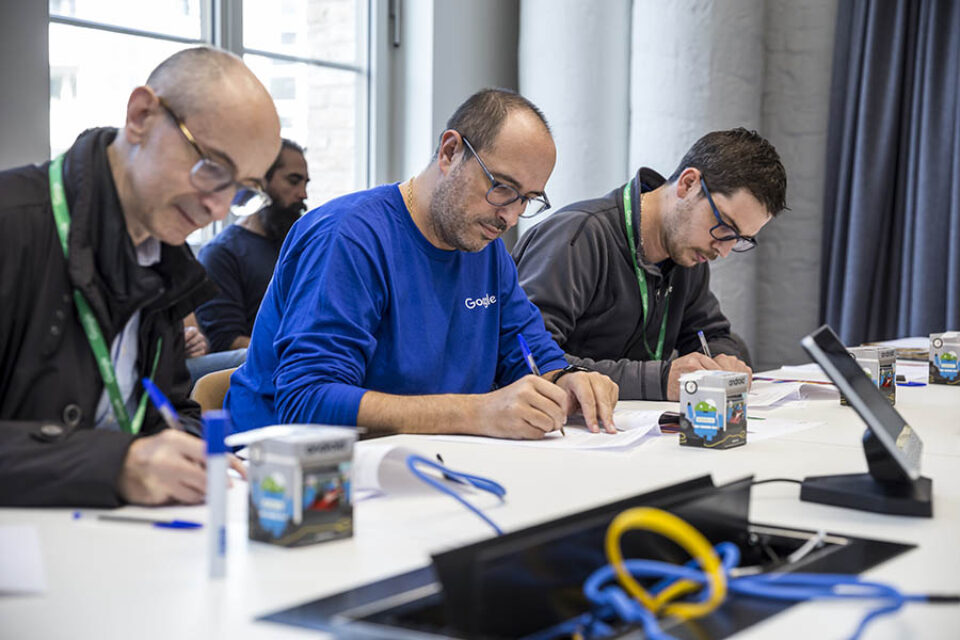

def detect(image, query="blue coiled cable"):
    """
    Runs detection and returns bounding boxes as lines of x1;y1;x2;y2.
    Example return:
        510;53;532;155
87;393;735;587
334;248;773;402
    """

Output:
526;541;955;640
406;454;506;535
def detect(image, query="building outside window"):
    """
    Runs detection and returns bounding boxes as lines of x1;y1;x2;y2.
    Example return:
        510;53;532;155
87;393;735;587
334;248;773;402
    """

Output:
49;0;371;248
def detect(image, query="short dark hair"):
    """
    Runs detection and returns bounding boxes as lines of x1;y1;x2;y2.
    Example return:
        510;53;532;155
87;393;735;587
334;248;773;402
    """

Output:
668;128;788;217
434;88;551;159
266;138;306;181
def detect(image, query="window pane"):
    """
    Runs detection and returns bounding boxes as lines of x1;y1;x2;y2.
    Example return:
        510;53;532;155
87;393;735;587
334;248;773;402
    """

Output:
245;54;364;210
244;0;362;66
49;23;189;157
50;0;203;40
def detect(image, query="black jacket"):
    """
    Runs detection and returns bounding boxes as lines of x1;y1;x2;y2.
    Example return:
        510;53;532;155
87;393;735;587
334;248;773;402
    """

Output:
513;168;745;400
0;128;216;507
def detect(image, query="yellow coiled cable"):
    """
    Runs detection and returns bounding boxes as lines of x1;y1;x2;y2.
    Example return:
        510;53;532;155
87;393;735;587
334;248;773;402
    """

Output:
604;507;727;622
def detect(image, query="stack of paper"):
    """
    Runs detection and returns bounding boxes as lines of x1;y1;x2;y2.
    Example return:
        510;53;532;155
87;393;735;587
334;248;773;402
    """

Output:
748;378;838;409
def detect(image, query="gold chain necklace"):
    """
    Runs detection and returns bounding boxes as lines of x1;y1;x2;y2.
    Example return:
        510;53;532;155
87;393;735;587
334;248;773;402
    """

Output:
403;177;415;213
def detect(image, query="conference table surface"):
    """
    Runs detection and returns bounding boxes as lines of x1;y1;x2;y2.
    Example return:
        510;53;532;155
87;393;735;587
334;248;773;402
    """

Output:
2;376;958;639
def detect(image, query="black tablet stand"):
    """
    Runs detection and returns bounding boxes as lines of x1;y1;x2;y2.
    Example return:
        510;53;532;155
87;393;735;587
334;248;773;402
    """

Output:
801;429;933;517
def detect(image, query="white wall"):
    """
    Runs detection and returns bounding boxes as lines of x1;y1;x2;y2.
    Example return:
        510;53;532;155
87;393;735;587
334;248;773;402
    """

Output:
515;0;838;368
517;0;631;234
0;2;49;170
385;0;520;182
756;0;838;368
630;0;766;359
631;0;839;368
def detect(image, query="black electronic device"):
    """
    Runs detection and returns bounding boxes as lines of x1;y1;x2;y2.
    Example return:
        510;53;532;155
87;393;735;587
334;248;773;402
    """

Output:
258;475;913;639
799;325;933;517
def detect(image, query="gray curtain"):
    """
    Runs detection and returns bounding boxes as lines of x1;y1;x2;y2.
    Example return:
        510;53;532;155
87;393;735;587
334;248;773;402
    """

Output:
821;0;960;344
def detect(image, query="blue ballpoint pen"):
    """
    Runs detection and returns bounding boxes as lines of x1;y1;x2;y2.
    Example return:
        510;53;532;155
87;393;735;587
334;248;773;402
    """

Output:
72;511;202;529
697;330;713;358
141;377;184;431
517;335;565;436
517;334;542;376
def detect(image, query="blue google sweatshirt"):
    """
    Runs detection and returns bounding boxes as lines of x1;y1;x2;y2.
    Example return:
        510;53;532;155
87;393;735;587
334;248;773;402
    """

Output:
226;184;567;431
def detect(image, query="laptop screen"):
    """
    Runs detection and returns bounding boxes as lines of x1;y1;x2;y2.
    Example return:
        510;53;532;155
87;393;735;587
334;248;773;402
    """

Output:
801;325;922;481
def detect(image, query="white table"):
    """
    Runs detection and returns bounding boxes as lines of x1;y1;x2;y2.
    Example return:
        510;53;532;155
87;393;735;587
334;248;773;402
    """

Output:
2;379;958;639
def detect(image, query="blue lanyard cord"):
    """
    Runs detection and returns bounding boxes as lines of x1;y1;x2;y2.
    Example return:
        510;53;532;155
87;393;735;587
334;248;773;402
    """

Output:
405;455;506;536
525;541;956;640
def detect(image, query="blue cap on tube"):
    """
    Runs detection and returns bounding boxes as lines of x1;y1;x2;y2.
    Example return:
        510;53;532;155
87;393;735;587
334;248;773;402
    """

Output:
203;410;231;455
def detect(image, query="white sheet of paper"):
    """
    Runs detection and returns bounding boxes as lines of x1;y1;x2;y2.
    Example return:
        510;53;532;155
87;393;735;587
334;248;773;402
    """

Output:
0;525;46;595
895;360;929;383
566;408;661;432
774;365;832;382
748;381;804;407
351;442;488;501
427;421;660;453
612;408;663;431
767;359;928;386
749;379;838;409
747;418;824;442
353;442;443;496
872;336;930;349
225;424;355;448
759;368;838;395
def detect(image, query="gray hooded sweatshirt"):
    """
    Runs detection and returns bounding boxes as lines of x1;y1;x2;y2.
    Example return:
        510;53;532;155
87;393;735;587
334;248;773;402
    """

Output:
512;168;746;400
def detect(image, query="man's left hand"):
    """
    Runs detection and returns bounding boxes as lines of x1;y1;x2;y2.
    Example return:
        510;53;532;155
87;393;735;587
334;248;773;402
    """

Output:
553;371;619;433
184;326;209;358
713;354;753;387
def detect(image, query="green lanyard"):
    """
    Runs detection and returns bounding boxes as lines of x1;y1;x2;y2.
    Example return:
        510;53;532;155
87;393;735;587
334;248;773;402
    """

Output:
622;180;670;360
49;154;160;434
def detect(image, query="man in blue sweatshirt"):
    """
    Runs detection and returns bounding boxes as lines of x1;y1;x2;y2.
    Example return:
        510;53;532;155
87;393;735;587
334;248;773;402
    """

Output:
227;89;619;438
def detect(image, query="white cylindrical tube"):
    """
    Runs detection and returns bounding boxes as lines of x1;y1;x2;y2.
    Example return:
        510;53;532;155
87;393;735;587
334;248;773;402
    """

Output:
204;411;230;579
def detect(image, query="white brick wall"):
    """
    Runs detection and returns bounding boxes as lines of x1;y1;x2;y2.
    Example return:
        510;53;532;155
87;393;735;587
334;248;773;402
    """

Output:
518;0;839;368
757;0;838;368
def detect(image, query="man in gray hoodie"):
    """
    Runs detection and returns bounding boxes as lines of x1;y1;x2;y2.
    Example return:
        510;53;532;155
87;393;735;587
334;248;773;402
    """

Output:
513;128;787;401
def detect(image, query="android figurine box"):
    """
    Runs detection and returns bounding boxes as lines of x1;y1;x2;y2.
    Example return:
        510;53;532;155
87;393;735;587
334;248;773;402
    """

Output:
840;346;896;406
678;371;748;449
248;427;356;547
930;332;960;386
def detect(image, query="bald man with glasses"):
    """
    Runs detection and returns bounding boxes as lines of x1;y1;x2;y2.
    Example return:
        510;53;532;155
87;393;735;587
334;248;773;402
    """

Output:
228;88;619;439
0;47;279;507
514;129;788;401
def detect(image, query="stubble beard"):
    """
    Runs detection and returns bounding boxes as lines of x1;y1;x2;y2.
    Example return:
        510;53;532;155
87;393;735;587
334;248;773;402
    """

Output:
428;163;505;253
663;200;715;266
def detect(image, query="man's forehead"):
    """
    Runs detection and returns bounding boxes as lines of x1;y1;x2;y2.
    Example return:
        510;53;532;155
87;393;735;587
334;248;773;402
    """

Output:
717;188;772;235
186;108;279;180
279;148;307;172
481;113;555;192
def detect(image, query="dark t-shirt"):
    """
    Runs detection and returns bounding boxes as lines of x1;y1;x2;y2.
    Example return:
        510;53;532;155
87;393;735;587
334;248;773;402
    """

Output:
196;224;280;352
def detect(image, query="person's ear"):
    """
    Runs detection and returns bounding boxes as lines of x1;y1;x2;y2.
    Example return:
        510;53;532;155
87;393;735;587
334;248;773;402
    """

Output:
436;130;465;176
122;86;159;146
674;167;701;200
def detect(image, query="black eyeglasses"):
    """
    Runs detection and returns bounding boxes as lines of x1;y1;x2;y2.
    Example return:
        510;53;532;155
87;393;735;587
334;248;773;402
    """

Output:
701;177;757;253
459;135;551;218
157;96;271;216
